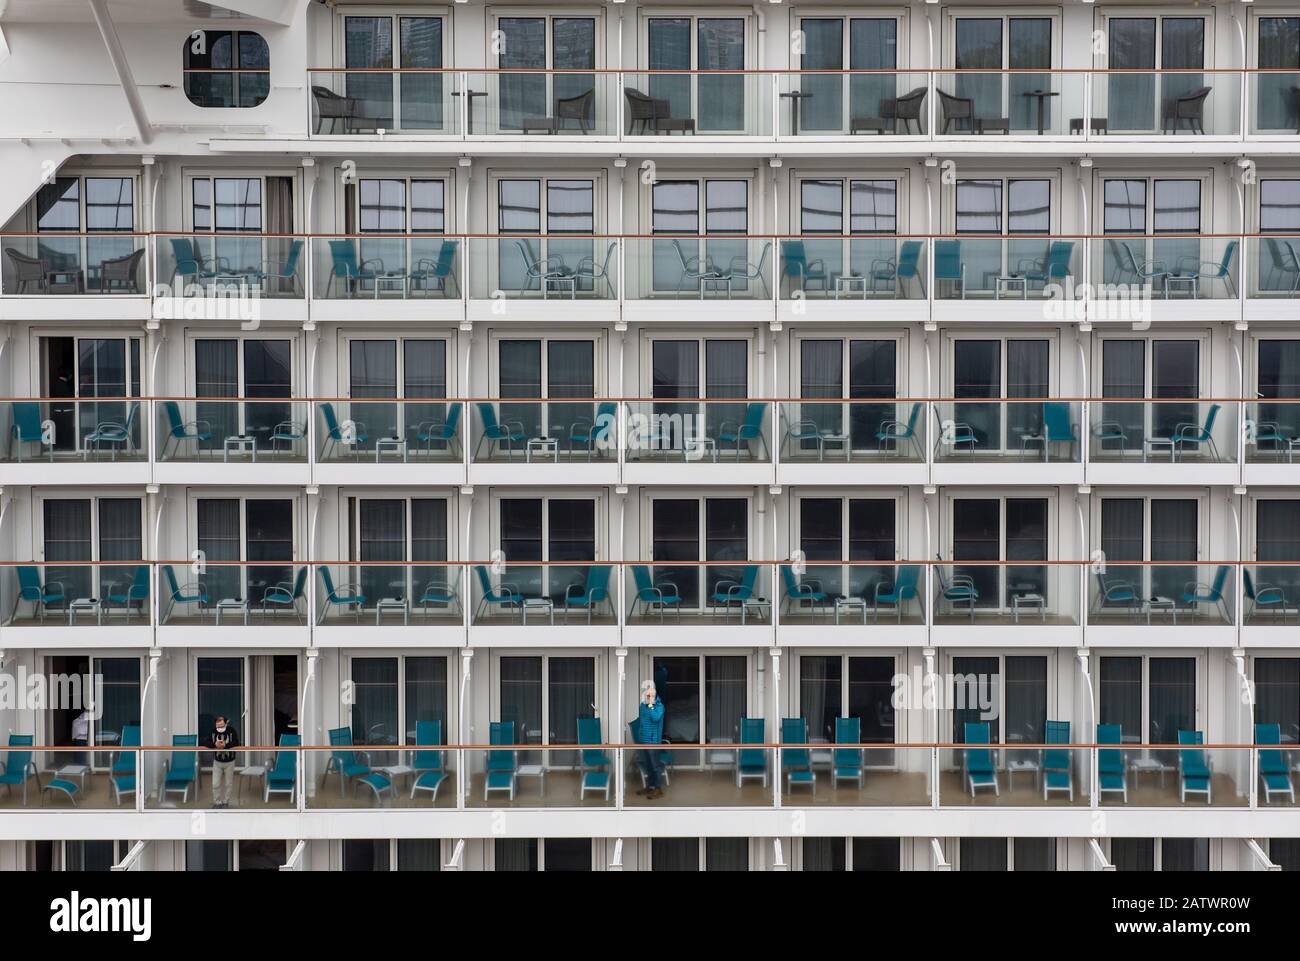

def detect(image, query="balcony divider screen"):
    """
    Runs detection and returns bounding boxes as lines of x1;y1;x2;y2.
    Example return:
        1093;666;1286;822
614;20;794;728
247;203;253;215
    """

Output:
1254;658;1300;742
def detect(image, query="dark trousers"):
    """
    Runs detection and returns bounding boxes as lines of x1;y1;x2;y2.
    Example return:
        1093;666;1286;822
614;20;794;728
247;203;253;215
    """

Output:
641;748;666;789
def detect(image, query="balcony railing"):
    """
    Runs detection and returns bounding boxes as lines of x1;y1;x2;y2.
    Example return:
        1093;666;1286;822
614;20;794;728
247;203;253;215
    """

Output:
314;562;461;626
779;401;927;462
0;738;1282;811
155;399;310;463
300;68;1297;142
157;562;311;626
315;400;461;464
932;561;1081;626
1087;399;1237;463
1;233;147;295
5;234;1295;307
1;398;146;462
932;400;1082;463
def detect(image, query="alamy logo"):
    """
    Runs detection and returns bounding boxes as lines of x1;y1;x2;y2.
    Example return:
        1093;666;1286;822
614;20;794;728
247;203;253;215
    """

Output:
891;667;998;720
49;892;151;941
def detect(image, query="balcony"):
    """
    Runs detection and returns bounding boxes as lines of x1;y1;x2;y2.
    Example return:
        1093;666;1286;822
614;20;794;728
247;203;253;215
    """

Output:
295;69;1296;145
1089;563;1235;629
930;562;1080;647
0;398;148;484
932;400;1082;485
1085;399;1239;486
152;234;306;322
309;235;463;322
153;398;310;485
466;236;618;322
313;563;463;648
0;562;154;647
0;234;149;321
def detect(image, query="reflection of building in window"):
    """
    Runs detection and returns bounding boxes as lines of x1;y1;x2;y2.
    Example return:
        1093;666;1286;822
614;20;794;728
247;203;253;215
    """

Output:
184;31;270;108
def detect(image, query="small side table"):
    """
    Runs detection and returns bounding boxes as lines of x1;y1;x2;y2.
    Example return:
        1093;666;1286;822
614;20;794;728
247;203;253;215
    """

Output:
376;597;409;625
1143;437;1177;462
684;437;718;462
216;598;249;625
516;763;547;797
375;763;414;793
223;435;257;462
544;275;576;299
521;597;554;624
1007;757;1041;789
741;597;771;624
375;437;407;462
1145;596;1177;625
834;595;867;625
55;764;90;790
237;764;267;802
996;275;1029;299
526;437;559;462
1165;274;1199;299
819;432;851;461
834;275;868;299
1012;593;1046;623
68;598;101;625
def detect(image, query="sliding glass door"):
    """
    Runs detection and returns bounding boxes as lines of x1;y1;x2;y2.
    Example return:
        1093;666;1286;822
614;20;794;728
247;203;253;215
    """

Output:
647;17;745;132
497;497;596;603
797;17;898;133
951;337;1050;450
799;338;897;452
497;338;595;453
41;497;142;603
650;654;747;766
1260;181;1300;293
1100;497;1198;607
498;655;595;767
195;498;294;608
1102;178;1202;289
349;338;447;451
194;338;292;449
1107;16;1205;132
1099;338;1199;451
950;497;1048;610
798;180;899;297
651;338;747;446
352;498;448;609
650;180;750;296
650;497;747;610
799;655;897;763
1255;500;1300;613
496;16;596;131
1257;18;1300;132
952;17;1052;131
797;496;896;599
39;336;142;456
343;14;444;131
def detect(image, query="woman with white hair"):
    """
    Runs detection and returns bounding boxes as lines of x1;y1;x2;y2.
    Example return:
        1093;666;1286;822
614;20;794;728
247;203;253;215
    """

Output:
637;679;666;799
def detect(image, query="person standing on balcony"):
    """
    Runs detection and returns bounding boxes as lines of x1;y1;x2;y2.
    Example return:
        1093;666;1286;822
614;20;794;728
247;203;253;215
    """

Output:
637;680;666;799
208;715;240;809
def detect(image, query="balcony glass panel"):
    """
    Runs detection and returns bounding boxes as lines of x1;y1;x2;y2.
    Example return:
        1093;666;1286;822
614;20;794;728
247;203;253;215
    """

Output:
1089;563;1234;625
1;234;148;296
1087;399;1236;463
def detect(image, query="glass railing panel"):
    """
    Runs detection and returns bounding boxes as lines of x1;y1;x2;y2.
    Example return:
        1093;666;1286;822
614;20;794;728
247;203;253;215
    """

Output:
457;744;616;809
932;563;1079;626
1088;563;1235;626
1245;401;1300;464
158;562;311;626
1099;745;1246;807
932;237;1081;300
314;399;461;463
0;398;146;462
1091;235;1239;300
933;70;1086;137
145;745;299;811
1246;236;1300;298
314;563;463;627
1087;399;1237;463
471;70;615;136
621;744;775;808
311;235;462;300
306;745;459;810
154;234;305;299
774;743;931;806
1243;564;1300;625
777;236;926;300
308;69;461;136
622;72;771;137
470;399;617;464
780;562;926;626
779;400;927;463
932;400;1081;462
0;744;133;810
470;562;615;626
0;233;148;295
622;400;770;463
624;236;772;301
939;745;1089;806
466;236;618;300
1090;71;1241;137
777;71;931;136
1249;71;1300;136
154;399;308;462
623;563;774;626
1;563;152;626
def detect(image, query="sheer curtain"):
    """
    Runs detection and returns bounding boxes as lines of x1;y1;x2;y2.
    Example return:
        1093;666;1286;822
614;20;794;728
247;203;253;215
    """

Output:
1108;19;1157;131
1148;656;1196;749
849;339;896;452
800;339;843;449
1254;658;1300;743
705;339;748;441
404;656;448;744
359;499;404;606
548;656;595;766
799;19;843;133
1099;656;1143;741
500;656;543;762
194;339;238;448
849;19;897;129
1257;499;1300;604
43;499;91;600
1004;656;1047;745
799;655;842;743
1150;499;1197;606
1101;340;1146;454
351;658;399;765
197;498;240;606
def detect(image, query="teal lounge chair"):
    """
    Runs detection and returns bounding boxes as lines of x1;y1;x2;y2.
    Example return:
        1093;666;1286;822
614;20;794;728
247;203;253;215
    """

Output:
168;236;228;291
781;717;816;795
1172;403;1222;461
832;716;864;789
717;402;770;460
1042;720;1073;801
562;565;612;623
474;565;522;621
1255;723;1295;804
324;726;371;798
873;564;920;622
319;401;368;460
963;722;999;797
627;716;671;790
876;401;924;458
83;401;139;460
1094;571;1141;617
577;716;610;800
711;564;760;620
318;566;367;622
1177;729;1212;804
933;240;965;298
261;566;307;622
416;577;459;617
104;564;150;619
936;558;980;621
1109;239;1171;294
630;564;681;622
736;717;768;789
252;237;303;297
326;239;382;298
780;240;829;294
411;720;448;803
870;239;925;298
415;401;462;458
781;564;827;617
1041;401;1077;462
10;401;51;461
263;734;299;803
111;725;140;806
0;734;39;805
1174;239;1237;298
1017;240;1075;291
474;402;527;460
484;720;517;801
1244;569;1290;622
932;403;978;456
354;771;394;805
1097;723;1127;802
1180;564;1230;622
409;239;459;298
161;734;198;803
160;400;212;460
268;418;307;458
567;401;618;461
12;565;65;623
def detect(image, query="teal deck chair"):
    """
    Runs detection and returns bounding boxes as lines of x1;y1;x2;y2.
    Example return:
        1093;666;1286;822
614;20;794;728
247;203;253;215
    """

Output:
1097;723;1127;802
963;721;999;797
1018;240;1074;289
1180;564;1230;623
630;564;681;622
1255;723;1295;804
781;717;816;795
934;240;965;298
324;726;371;798
876;401;924;459
873;564;920;622
736;717;768;789
1177;730;1212;804
485;720;517;802
10;401;51;461
13;565;65;623
833;716;864;789
717;402;769;459
781;564;828;617
410;720;448;803
104;565;150;619
562;565;612;623
161;563;209;623
264;734;299;803
0;734;39;805
111;724;140;806
318;566;367;622
1173;402;1222;462
577;716;610;800
870;239;925;298
415;401;462;458
711;564;760;620
161;734;198;803
319;401;368;460
1042;401;1078;462
1042;720;1073;801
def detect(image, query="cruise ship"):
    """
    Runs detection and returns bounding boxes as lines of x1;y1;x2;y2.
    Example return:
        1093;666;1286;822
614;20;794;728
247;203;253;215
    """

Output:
0;0;1297;873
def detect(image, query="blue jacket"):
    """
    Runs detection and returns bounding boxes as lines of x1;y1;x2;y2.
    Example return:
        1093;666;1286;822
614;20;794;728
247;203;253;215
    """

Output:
638;699;665;745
